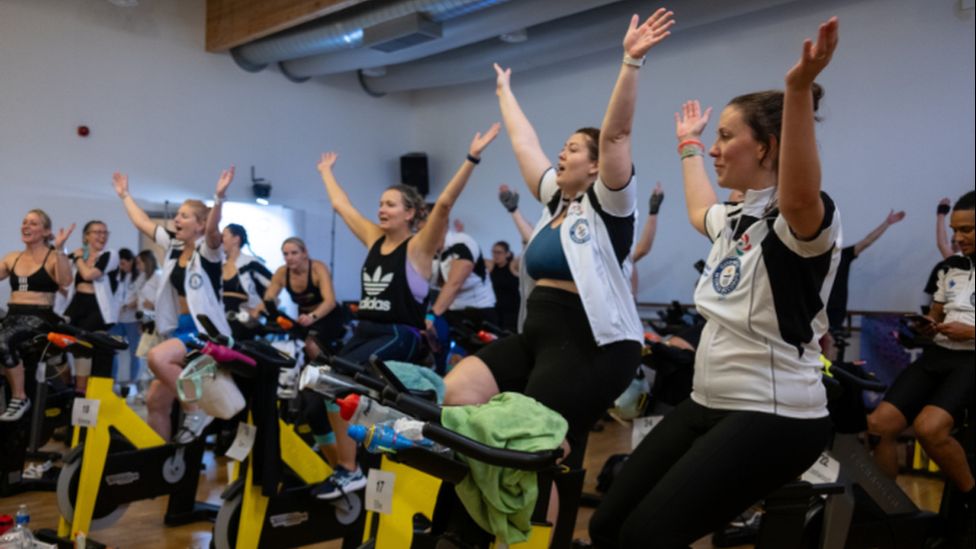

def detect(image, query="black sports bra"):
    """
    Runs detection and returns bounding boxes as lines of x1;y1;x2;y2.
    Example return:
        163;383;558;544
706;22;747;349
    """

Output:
9;249;59;294
170;262;187;297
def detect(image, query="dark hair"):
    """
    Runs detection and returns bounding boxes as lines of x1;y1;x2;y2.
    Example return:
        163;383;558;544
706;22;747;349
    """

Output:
224;223;248;246
118;248;138;278
574;127;601;162
954;191;975;211
728;83;824;169
386;184;428;231
82;220;107;246
492;240;513;261
137;250;158;274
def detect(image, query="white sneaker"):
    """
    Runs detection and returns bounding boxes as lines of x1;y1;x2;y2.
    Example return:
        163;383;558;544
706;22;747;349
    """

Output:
173;411;214;444
22;460;53;480
0;398;30;422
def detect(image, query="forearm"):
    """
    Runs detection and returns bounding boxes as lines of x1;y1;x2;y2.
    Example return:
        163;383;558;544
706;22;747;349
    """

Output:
854;220;889;255
431;282;462;316
119;195;155;237
681;155;718;233
425;160;476;247
310;297;337;320
54;252;72;288
511;209;534;244
498;88;547;196
778;87;822;217
599;64;639;186
632;214;658;261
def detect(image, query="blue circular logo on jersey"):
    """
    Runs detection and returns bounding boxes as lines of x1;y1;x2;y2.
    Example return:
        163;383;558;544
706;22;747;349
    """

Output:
188;273;204;290
569;219;591;244
712;257;742;295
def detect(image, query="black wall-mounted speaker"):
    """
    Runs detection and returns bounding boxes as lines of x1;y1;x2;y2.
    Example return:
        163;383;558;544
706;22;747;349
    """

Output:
400;153;429;196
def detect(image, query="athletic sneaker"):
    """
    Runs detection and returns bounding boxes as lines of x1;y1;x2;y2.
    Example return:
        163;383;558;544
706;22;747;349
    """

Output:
311;466;367;500
0;398;30;422
22;460;53;480
172;411;214;444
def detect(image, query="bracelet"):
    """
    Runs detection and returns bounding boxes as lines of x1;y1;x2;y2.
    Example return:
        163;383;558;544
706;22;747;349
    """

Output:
937;204;951;215
426;313;436;323
119;192;130;200
213;194;224;205
677;139;705;152
309;312;318;321
679;144;705;159
623;54;645;68
466;154;481;165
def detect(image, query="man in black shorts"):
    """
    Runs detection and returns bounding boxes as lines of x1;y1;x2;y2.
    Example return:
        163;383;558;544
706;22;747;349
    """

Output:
867;190;975;536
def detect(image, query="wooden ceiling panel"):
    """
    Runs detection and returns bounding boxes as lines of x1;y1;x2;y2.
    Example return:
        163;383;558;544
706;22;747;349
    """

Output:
206;0;368;52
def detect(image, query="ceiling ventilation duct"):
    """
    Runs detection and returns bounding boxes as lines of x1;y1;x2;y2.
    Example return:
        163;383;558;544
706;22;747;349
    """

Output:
365;12;442;52
359;0;801;95
280;0;621;78
231;0;507;72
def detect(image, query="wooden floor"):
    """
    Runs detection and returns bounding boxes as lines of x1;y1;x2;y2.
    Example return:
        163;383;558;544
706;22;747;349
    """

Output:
2;419;943;549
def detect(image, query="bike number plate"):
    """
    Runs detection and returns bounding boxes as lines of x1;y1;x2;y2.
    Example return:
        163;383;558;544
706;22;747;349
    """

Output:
365;469;395;515
71;398;100;427
225;423;257;462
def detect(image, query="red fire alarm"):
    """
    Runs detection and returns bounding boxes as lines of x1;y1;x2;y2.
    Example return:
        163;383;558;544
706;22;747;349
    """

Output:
77;125;90;137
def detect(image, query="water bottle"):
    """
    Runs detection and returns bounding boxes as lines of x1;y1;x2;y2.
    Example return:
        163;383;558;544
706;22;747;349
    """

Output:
336;394;407;426
348;423;435;454
298;364;361;399
0;505;36;549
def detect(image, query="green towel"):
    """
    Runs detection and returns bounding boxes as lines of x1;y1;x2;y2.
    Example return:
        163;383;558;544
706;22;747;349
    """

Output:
440;392;568;544
386;361;445;404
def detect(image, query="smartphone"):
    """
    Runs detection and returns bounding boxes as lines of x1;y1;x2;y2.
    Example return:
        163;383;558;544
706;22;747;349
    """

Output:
903;313;935;325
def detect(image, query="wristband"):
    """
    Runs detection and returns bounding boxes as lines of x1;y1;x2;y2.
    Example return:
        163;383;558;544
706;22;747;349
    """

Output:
119;192;130;200
466;154;481;165
677;139;704;152
623;54;645;68
213;194;225;205
937;204;951;215
309;312;318;321
679;145;704;159
425;313;436;323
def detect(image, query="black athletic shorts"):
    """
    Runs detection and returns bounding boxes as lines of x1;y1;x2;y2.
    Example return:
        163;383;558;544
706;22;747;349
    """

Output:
883;345;975;421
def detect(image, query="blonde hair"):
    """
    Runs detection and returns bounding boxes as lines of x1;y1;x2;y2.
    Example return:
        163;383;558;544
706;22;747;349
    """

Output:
181;199;210;224
26;209;54;244
281;237;307;253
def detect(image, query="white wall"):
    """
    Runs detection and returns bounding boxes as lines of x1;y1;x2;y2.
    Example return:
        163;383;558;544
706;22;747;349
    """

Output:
409;0;976;311
0;0;416;305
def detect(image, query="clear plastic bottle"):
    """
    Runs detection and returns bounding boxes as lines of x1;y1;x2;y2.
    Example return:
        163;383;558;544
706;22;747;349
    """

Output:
336;394;407;426
0;505;36;549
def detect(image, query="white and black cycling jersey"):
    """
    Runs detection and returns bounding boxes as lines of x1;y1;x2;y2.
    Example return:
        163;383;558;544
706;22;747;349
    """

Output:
692;186;842;419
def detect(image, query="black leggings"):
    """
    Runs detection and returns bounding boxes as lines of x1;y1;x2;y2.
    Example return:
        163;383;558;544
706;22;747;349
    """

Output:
0;305;60;368
304;320;424;437
475;286;641;469
589;398;831;548
65;292;111;332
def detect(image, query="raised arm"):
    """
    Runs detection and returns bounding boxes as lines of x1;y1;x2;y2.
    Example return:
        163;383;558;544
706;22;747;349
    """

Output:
632;183;663;262
413;124;500;260
499;185;534;244
206;167;234;250
601;9;674;189
317;152;384;248
51;225;76;289
430;259;473;317
494;64;550;200
113;172;158;238
778;17;839;239
936;198;954;258
853;209;904;256
675;100;719;236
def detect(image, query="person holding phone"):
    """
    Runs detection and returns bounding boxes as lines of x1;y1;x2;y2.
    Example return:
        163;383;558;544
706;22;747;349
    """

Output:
867;190;975;537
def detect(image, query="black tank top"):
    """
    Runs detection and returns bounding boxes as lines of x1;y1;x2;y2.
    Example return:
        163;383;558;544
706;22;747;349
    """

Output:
285;264;323;313
223;273;246;312
9;248;59;293
490;262;520;315
358;237;426;329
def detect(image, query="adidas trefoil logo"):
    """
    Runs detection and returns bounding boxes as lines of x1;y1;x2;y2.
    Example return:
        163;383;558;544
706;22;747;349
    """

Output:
363;267;394;296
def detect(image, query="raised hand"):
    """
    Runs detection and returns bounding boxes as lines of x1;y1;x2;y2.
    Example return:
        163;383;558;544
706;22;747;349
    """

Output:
649;182;664;215
54;223;76;250
622;8;675;60
112;172;129;198
786;16;839;89
493;63;511;94
469;122;501;158
214;167;235;199
886;209;906;225
674;100;712;141
318;152;338;174
499;184;519;212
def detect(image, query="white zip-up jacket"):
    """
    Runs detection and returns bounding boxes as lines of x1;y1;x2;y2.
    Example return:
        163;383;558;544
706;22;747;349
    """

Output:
519;168;643;346
154;226;231;337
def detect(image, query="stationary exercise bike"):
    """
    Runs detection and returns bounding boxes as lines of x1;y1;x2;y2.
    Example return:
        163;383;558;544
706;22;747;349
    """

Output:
0;330;74;496
193;316;366;549
46;323;218;539
302;355;582;549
